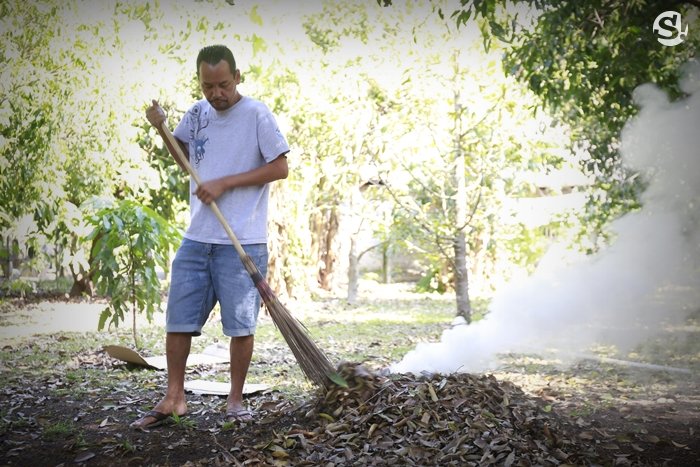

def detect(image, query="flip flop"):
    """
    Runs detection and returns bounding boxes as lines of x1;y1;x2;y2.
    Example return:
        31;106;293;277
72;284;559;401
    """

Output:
130;410;173;430
224;408;253;423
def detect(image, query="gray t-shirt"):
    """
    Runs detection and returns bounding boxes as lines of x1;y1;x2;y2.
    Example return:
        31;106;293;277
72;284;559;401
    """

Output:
173;96;289;245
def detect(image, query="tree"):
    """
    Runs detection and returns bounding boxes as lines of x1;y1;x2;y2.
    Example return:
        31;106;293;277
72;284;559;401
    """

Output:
364;12;573;320
384;0;700;243
0;0;169;289
0;1;64;277
292;1;573;314
89;200;180;348
254;1;386;293
1;0;252;293
3;0;593;319
347;180;391;305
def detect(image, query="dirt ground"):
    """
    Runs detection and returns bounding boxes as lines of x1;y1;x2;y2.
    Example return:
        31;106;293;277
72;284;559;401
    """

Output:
0;297;698;466
0;356;697;466
494;362;700;466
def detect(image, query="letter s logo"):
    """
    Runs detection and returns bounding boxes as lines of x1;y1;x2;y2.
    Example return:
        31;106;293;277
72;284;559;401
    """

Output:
653;11;688;47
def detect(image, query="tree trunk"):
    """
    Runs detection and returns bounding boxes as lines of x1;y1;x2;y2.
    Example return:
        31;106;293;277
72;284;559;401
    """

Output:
267;220;292;298
317;207;339;290
130;243;140;349
69;232;100;297
453;82;471;322
69;269;94;297
267;185;294;298
453;233;472;323
382;242;392;284
55;242;64;279
132;308;139;348
1;236;10;278
347;234;359;304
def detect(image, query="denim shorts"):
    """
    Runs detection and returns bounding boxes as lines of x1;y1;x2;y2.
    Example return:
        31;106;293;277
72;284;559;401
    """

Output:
166;238;268;337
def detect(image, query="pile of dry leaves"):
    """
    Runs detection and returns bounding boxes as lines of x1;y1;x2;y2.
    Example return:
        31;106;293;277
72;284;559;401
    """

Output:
229;363;599;465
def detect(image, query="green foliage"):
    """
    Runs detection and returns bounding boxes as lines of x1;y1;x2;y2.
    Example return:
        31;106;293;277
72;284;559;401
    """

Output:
0;1;62;238
0;0;148;284
415;267;450;294
38;199;95;291
0;278;35;298
303;2;372;53
0;103;55;231
88;200;180;347
4;0;627;305
297;1;577;304
171;412;197;430
134;113;189;223
388;50;570;298
0;0;213;288
434;0;700;241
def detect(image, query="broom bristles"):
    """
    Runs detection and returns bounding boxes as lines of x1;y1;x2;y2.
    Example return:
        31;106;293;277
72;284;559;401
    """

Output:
242;256;334;390
259;282;335;390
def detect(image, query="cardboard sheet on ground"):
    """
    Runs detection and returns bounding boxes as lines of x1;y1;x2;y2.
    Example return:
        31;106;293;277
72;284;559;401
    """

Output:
103;343;229;370
184;379;269;396
103;344;269;395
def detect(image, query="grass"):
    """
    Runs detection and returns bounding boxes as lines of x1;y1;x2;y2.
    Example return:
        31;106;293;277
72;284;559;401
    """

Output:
1;279;698;403
0;281;461;418
42;420;76;440
119;439;137;454
171;412;197;430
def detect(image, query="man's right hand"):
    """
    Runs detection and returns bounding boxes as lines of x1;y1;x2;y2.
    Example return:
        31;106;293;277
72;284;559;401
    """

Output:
146;99;167;128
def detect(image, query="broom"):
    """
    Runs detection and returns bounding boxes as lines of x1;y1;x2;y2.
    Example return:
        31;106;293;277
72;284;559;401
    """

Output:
153;107;336;390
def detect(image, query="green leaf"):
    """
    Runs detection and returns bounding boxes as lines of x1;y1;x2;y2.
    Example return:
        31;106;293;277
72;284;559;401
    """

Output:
97;307;111;331
489;20;505;41
249;5;263;26
327;372;349;388
251;34;267;56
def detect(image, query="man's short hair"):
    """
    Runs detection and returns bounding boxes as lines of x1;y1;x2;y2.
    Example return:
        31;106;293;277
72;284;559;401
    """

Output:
196;45;236;76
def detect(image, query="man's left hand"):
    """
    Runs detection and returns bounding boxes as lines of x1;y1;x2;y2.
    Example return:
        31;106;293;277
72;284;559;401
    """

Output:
195;179;227;204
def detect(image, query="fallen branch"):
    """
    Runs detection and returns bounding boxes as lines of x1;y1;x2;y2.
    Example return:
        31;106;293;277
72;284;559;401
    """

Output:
212;434;240;465
578;354;692;375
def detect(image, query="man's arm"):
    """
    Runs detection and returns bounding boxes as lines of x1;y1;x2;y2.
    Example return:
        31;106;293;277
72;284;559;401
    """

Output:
159;128;190;173
194;155;288;205
146;100;190;172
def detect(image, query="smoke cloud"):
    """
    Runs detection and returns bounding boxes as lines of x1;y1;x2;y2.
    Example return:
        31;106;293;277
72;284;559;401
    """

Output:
392;59;700;374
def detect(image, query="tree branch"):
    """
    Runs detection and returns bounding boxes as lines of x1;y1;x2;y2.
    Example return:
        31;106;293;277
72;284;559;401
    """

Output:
357;241;387;262
456;182;483;233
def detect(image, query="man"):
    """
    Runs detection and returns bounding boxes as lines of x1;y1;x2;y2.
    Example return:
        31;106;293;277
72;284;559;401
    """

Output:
131;44;289;429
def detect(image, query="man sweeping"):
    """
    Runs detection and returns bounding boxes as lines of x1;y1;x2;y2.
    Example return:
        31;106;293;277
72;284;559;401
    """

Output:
131;44;289;429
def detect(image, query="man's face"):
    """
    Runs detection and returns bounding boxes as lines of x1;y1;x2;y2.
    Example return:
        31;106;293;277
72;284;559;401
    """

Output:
199;59;241;111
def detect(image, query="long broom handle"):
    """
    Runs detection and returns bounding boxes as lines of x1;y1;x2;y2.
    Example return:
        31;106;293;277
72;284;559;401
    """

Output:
154;117;259;278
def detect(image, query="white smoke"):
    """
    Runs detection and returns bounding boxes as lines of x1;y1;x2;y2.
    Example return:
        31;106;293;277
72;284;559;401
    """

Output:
392;59;700;374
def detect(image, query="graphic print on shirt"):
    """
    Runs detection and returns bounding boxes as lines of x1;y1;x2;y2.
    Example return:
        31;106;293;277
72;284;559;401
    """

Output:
186;103;210;167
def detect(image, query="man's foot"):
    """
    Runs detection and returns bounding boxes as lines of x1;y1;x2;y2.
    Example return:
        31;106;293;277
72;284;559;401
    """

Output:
224;408;253;423
130;399;187;430
130;410;174;430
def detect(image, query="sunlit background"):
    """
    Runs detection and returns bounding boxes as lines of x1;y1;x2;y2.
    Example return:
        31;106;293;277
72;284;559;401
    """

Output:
1;0;698;372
